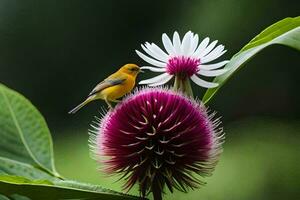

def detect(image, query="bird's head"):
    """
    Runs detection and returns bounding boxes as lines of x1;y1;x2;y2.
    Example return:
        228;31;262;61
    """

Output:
119;64;142;77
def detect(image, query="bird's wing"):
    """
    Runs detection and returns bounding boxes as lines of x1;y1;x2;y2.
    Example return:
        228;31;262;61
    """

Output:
88;76;127;97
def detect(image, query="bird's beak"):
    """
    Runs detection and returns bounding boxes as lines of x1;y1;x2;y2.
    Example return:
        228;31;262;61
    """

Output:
139;69;145;73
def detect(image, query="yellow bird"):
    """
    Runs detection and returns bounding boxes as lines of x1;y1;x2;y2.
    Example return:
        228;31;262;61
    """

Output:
69;63;141;114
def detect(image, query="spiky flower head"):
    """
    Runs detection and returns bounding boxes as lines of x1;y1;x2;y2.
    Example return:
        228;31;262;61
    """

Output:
90;88;224;199
136;31;229;93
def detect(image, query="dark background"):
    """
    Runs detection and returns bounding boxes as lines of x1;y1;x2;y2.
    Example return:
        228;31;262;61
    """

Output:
0;1;299;200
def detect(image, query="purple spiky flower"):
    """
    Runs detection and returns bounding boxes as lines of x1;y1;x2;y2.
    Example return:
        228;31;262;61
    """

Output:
90;88;224;200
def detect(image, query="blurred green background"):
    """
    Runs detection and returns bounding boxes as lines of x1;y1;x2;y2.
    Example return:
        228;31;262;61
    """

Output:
0;0;299;199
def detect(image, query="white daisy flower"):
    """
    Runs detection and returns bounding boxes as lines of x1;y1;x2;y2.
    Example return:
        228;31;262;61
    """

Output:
136;31;229;88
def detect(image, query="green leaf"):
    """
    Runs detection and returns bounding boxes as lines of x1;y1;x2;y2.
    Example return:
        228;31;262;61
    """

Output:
0;84;59;177
0;84;143;199
0;157;58;181
0;175;141;200
9;194;31;200
202;16;300;103
0;195;11;200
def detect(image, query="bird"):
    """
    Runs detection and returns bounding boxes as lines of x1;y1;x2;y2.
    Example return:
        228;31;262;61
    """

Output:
69;63;141;114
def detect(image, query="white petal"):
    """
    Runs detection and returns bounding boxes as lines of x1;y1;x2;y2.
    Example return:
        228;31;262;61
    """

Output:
149;43;169;61
140;66;166;72
136;50;166;68
188;34;199;56
203;50;227;64
173;31;181;55
192;37;210;57
148;75;173;86
198;40;218;58
201;45;226;63
190;75;219;88
181;31;192;55
200;60;229;70
198;69;228;77
141;44;165;62
139;73;171;85
162;33;176;55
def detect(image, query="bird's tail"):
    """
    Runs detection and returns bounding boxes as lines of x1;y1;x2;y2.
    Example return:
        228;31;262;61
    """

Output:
68;98;92;114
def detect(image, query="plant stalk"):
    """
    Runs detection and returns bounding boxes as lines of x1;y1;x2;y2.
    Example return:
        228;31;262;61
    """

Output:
173;75;194;98
182;77;194;98
152;182;162;200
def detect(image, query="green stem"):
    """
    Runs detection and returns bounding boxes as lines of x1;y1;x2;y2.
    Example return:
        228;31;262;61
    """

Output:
173;75;194;98
152;182;162;200
174;76;181;92
182;78;194;98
